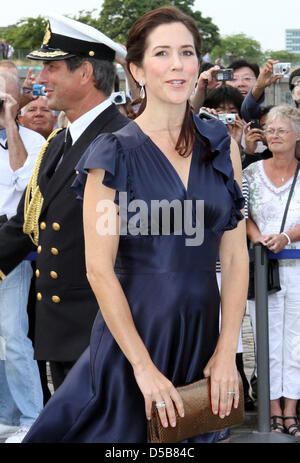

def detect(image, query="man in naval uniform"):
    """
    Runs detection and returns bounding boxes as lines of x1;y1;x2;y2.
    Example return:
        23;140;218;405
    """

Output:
0;14;129;429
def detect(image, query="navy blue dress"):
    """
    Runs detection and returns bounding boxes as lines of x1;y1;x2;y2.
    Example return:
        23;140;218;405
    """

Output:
24;115;244;443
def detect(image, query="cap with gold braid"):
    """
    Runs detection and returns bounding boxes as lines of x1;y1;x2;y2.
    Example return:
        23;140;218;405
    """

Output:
27;14;126;62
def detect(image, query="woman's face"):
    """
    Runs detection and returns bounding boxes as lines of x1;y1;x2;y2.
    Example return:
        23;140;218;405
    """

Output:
265;117;300;154
131;22;199;107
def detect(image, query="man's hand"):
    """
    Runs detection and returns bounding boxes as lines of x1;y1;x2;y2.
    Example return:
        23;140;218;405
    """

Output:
197;65;221;90
252;59;283;102
191;66;221;114
23;67;37;90
0;91;28;171
0;91;19;128
19;67;39;109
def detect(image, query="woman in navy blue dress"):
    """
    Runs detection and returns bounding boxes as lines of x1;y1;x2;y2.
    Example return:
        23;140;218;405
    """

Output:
24;6;248;443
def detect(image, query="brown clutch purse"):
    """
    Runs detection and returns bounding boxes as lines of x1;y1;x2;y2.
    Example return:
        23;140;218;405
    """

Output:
147;375;244;443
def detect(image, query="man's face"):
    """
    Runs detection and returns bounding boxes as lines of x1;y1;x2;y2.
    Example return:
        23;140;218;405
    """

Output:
227;66;257;98
38;60;83;116
18;97;57;139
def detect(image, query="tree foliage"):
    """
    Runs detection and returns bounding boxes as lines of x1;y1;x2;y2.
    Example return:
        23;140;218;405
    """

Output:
71;9;100;29
4;5;298;71
0;3;220;55
211;33;265;66
3;16;46;50
265;49;300;65
88;0;220;52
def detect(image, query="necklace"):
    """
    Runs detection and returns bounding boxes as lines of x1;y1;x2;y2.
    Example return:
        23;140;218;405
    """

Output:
271;158;297;184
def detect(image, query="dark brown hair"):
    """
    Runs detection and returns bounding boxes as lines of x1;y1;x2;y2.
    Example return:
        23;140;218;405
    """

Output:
126;6;210;158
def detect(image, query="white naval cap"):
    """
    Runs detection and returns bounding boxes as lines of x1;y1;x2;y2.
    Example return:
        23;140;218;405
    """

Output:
27;14;126;62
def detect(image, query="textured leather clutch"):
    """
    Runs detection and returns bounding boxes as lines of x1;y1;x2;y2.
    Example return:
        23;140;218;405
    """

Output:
148;375;244;443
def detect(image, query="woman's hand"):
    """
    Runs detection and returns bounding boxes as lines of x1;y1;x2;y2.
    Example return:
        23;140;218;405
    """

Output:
203;350;239;419
262;233;289;253
133;361;184;428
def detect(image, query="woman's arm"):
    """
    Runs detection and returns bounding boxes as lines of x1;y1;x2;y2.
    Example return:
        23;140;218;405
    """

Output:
246;216;300;252
246;216;265;243
83;169;184;427
204;138;249;418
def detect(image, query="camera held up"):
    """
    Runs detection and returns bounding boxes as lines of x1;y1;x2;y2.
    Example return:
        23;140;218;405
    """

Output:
218;113;236;125
198;108;236;125
273;63;291;76
215;69;234;82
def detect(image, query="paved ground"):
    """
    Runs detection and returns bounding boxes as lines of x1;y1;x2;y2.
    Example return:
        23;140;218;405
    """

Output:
228;307;299;443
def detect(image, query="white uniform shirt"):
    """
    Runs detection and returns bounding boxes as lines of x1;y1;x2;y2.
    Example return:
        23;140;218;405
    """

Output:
67;98;112;145
0;125;45;219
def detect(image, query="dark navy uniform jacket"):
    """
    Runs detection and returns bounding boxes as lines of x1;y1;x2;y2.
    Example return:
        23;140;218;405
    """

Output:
0;103;128;361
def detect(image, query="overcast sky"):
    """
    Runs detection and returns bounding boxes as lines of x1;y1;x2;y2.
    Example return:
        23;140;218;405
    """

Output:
1;0;299;52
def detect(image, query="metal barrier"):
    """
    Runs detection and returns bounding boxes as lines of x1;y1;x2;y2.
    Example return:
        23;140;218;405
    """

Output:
231;243;299;443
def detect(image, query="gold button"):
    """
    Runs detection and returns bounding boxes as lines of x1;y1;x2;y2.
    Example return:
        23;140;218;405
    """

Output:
51;247;59;255
52;222;60;231
50;271;58;279
52;295;61;303
37;245;42;254
89;50;95;56
40;222;46;230
37;292;42;301
35;269;40;278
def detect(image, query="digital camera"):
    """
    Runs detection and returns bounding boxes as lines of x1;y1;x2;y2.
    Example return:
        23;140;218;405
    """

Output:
198;108;218;120
111;91;126;105
273;63;291;76
32;84;46;96
215;69;234;82
218;113;236;125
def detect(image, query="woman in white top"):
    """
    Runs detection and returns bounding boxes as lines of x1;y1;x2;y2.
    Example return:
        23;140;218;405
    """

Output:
243;105;300;437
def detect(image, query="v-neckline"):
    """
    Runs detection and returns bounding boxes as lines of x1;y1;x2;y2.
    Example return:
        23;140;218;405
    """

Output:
132;120;194;194
261;160;294;193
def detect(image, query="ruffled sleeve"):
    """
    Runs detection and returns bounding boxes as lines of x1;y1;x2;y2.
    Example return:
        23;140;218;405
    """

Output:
72;132;129;204
193;114;245;235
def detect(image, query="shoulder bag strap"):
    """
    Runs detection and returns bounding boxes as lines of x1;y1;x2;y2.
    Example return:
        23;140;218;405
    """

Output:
280;161;300;233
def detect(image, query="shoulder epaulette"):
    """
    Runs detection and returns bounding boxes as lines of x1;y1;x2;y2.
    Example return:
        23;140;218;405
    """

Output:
23;128;63;246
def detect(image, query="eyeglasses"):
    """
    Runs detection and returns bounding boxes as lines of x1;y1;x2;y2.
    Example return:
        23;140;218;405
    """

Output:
264;129;292;137
232;75;256;83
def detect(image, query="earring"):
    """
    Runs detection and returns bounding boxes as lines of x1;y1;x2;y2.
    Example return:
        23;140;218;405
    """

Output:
139;80;145;99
